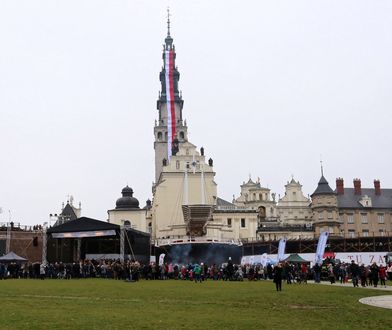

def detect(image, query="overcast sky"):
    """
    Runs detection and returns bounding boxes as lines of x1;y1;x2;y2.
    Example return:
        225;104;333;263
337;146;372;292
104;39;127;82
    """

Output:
0;1;391;225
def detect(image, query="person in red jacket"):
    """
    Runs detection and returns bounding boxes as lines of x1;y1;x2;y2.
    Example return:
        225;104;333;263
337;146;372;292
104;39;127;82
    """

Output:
300;263;308;284
379;266;387;288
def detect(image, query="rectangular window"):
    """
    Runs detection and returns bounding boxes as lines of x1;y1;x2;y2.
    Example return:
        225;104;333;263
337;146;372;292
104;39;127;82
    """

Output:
328;226;334;234
318;212;324;220
227;218;232;227
241;218;246;228
327;211;333;219
347;214;354;224
348;230;355;238
378;213;385;224
362;230;369;237
379;229;385;237
361;213;368;224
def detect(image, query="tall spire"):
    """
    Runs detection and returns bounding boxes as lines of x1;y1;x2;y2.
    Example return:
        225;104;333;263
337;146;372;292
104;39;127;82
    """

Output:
154;9;186;183
159;10;180;101
167;7;171;37
165;8;173;49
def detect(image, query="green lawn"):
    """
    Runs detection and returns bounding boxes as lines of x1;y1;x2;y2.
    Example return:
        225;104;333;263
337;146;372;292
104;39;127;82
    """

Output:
0;279;391;329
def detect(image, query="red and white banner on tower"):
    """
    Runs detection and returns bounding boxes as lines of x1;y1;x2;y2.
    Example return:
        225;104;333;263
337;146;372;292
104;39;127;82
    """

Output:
165;50;176;159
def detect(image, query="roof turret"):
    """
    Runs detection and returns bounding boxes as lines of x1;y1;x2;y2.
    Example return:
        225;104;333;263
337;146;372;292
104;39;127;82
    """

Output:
311;175;335;197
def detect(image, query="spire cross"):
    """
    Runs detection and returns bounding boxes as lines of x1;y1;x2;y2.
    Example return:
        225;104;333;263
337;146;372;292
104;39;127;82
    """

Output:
167;7;171;36
320;158;324;176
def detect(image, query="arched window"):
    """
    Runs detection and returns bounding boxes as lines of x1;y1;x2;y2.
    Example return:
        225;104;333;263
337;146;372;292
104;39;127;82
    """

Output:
123;220;131;226
179;131;185;139
157;132;162;141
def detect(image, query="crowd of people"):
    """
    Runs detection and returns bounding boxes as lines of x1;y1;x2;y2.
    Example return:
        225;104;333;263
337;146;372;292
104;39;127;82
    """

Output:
1;258;391;291
0;259;262;282
324;260;391;288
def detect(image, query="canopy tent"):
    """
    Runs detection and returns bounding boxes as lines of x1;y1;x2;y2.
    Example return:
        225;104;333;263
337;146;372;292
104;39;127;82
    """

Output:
284;253;309;263
0;251;27;262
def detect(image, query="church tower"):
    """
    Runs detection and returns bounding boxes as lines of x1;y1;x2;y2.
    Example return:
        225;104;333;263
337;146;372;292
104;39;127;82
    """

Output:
154;13;188;183
311;171;342;237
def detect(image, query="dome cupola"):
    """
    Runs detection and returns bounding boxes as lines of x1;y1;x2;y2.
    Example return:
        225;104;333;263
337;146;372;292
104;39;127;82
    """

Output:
115;186;140;209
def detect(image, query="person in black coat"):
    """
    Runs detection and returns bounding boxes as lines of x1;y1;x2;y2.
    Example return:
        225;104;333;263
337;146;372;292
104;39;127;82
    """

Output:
273;263;283;291
349;260;360;287
370;263;379;287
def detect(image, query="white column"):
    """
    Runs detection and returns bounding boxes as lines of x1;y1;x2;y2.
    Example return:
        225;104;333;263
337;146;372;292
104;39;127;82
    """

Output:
76;238;81;261
42;223;47;266
184;169;189;205
201;164;205;204
120;227;125;262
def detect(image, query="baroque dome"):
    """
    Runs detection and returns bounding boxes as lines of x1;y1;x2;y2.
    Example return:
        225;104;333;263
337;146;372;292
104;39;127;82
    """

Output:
115;186;140;209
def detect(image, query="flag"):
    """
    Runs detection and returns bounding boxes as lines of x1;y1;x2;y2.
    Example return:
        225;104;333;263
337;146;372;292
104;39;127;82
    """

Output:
315;231;329;265
260;253;268;266
165;50;176;159
159;253;166;266
277;238;287;261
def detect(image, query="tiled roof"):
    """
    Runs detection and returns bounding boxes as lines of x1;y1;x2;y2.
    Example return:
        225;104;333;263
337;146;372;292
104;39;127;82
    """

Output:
216;197;235;207
337;188;392;209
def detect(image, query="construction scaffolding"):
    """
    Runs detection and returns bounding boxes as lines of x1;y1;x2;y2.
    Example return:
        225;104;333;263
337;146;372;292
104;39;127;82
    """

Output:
241;234;392;255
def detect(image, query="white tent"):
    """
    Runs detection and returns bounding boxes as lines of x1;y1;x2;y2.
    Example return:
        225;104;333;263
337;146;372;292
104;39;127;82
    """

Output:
0;251;27;262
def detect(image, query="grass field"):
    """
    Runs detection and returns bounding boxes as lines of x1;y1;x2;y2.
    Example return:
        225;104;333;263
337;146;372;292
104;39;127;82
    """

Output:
0;279;391;329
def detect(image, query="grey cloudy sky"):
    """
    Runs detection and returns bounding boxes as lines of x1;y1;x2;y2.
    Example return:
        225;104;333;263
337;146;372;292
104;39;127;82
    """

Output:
0;1;391;225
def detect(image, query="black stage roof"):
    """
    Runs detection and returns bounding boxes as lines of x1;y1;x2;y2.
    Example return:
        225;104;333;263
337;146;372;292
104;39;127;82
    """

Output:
47;217;119;234
47;217;151;237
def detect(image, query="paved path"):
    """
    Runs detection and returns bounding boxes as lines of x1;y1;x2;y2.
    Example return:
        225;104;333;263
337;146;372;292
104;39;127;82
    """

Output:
310;280;392;291
309;280;392;309
359;296;392;309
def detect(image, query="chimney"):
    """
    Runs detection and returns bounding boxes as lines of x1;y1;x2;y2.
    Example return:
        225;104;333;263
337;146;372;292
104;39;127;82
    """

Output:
336;178;344;195
353;178;361;195
374;179;381;196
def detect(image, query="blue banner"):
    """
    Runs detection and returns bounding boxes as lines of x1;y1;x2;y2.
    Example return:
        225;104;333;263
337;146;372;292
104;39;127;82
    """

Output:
315;231;329;265
277;238;287;261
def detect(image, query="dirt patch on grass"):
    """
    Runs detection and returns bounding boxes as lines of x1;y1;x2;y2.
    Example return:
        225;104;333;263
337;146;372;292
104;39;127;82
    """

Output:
288;304;337;310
